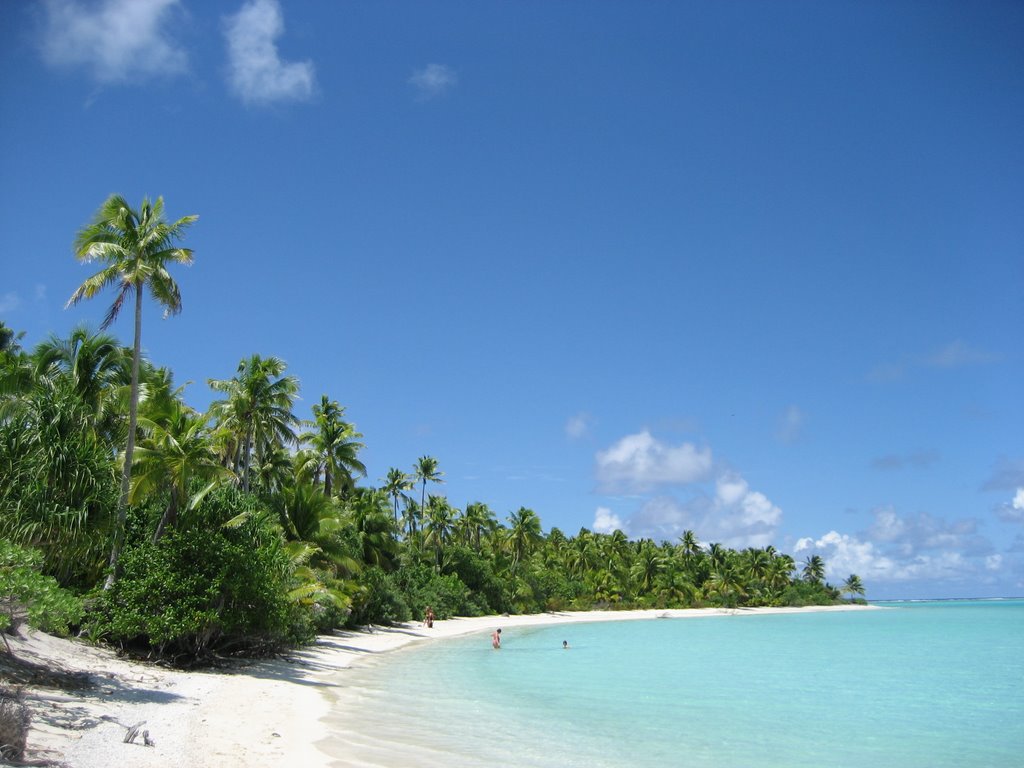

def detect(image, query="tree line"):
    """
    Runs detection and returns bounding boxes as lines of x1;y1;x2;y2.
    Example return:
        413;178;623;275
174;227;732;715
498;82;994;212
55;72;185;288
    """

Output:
0;195;865;663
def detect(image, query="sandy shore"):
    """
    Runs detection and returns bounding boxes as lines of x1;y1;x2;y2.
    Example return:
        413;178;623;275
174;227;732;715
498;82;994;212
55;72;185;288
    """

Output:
12;604;875;767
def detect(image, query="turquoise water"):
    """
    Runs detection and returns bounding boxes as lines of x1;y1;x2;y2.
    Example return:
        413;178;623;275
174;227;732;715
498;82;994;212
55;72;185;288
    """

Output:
324;602;1024;767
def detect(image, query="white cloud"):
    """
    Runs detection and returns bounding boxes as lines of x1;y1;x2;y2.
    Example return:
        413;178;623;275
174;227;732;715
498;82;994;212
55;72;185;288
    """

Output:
409;63;458;101
224;0;316;105
592;507;625;535
565;412;592;440
41;0;187;83
797;506;1002;586
996;488;1024;523
0;292;21;313
777;405;804;444
595;430;712;492
626;471;782;549
34;284;47;302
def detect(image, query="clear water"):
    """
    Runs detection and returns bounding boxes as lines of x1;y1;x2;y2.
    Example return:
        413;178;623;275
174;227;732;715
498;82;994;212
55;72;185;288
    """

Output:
322;601;1024;767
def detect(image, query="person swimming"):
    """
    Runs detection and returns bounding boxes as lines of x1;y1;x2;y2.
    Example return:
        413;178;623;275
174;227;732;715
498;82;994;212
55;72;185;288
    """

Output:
562;640;569;649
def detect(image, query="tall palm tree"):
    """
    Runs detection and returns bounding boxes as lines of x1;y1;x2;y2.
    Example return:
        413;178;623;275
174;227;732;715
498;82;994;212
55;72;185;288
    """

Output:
299;395;366;498
412;456;443;534
208;354;299;492
424;495;456;568
381;467;414;526
67;194;197;587
461;501;496;550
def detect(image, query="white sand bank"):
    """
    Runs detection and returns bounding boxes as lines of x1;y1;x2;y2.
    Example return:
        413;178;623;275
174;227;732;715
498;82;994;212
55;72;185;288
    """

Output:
13;604;876;767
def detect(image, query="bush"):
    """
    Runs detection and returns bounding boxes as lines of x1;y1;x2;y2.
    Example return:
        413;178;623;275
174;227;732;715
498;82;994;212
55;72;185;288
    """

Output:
347;567;411;626
0;540;82;637
91;518;299;660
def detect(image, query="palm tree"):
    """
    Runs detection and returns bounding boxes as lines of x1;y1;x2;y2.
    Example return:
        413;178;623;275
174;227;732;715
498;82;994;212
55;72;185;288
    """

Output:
208;354;299;492
412;456;443;534
841;573;865;602
461;501;496;550
630;541;666;594
506;507;543;568
802;554;826;584
381;468;414;526
130;399;233;542
32;326;132;446
299;395;365;498
424;495;456;567
66;194;197;587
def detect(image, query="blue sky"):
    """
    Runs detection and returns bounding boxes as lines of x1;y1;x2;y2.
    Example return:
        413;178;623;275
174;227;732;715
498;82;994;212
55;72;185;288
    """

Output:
1;0;1021;599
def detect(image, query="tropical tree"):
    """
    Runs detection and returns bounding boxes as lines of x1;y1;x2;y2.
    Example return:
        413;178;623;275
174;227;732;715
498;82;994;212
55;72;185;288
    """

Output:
298;395;365;498
66;194;197;587
506;507;543;569
208;354;299;493
412;456;443;534
460;501;496;551
423;495;457;567
841;573;865;602
802;554;826;584
381;467;413;525
130;399;234;542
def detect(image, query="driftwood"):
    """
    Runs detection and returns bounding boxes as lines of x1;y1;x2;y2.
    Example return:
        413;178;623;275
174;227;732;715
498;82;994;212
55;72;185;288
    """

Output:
99;716;154;748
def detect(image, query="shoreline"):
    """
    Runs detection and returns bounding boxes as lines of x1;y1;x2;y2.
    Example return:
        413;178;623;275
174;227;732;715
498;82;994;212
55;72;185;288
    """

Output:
16;604;877;767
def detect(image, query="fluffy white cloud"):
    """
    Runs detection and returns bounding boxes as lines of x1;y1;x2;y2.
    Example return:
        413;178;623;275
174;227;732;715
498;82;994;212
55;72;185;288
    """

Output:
625;472;781;549
409;63;458;100
224;0;316;105
592;507;625;535
595;430;712;492
41;0;187;83
797;507;1002;586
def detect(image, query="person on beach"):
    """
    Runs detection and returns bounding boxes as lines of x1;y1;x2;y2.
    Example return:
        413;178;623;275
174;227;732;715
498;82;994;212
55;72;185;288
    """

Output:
424;606;435;628
492;628;501;649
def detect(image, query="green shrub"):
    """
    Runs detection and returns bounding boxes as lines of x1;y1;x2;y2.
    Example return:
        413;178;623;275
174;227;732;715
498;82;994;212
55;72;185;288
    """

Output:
0;540;82;637
91;518;298;659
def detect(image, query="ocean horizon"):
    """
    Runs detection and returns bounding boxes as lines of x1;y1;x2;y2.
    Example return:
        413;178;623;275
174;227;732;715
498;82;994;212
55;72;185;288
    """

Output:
321;600;1024;767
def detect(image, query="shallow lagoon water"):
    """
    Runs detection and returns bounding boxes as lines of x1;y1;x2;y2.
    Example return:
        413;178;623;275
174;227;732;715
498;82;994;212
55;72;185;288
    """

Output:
323;601;1024;767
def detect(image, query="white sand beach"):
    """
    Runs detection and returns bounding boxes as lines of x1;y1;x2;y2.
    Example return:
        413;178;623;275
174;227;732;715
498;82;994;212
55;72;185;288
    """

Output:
13;605;875;767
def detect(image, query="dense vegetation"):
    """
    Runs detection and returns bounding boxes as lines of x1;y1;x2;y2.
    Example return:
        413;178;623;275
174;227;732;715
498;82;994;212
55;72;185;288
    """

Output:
0;196;864;663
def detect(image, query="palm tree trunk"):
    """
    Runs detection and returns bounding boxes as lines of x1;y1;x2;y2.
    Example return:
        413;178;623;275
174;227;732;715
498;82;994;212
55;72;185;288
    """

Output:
104;282;143;589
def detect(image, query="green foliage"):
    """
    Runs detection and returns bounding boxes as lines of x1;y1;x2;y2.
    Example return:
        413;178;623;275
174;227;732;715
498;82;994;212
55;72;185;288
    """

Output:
90;515;301;659
778;579;840;607
0;379;117;586
0;540;83;638
347;567;412;626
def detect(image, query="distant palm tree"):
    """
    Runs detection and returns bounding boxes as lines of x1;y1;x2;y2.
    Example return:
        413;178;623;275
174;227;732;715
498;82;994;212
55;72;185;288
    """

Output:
412;456;443;534
67;194;197;587
802;554;826;584
507;506;543;568
382;468;413;525
841;573;865;602
208;354;299;493
300;395;365;498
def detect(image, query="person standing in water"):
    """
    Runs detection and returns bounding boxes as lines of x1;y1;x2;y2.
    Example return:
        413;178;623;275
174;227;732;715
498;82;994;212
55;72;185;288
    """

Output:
492;628;501;649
